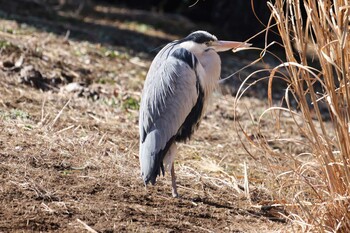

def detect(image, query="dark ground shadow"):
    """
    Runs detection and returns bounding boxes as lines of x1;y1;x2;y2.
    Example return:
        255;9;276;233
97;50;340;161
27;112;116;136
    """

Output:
0;0;194;56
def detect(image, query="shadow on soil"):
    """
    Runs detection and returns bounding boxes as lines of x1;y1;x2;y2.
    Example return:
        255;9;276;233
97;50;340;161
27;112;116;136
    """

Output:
0;0;194;55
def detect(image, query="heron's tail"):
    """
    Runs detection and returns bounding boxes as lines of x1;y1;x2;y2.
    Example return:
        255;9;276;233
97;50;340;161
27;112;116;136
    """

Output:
139;130;174;185
140;130;164;185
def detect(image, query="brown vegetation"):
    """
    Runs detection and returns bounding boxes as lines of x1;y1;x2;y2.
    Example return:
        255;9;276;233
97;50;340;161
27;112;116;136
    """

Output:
236;0;350;231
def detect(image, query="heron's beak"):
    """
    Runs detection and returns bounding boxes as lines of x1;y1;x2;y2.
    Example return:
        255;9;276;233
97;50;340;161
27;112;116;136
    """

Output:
211;40;252;52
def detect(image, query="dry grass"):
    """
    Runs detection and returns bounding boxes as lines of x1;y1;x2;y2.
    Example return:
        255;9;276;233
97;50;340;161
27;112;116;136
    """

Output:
237;0;350;231
0;3;288;231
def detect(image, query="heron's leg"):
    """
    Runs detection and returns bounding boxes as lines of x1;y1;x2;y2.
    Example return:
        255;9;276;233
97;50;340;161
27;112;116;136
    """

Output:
164;143;179;197
171;162;178;198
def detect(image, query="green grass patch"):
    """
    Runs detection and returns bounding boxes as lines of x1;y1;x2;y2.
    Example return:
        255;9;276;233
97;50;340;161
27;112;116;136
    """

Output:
100;47;129;60
122;96;139;110
0;109;30;120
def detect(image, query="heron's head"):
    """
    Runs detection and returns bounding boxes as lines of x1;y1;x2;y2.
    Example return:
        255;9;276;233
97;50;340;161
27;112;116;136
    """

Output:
179;30;251;54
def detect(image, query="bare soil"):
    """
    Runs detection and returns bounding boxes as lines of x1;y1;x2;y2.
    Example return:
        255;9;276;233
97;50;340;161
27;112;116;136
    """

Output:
0;1;290;232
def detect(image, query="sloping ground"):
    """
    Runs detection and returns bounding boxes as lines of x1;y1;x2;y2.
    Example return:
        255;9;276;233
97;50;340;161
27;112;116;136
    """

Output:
0;2;289;232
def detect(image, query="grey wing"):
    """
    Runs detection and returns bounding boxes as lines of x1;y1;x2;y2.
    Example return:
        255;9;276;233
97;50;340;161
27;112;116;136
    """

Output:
139;47;199;185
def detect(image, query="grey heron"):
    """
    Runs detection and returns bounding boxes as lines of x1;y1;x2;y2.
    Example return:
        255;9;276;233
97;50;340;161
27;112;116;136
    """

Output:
139;30;251;197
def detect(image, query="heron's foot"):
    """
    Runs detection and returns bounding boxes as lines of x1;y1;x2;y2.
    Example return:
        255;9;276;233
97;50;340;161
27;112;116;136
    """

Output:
172;187;179;198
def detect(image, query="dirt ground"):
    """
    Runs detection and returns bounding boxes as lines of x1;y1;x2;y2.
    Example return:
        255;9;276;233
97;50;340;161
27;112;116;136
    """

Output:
0;1;294;232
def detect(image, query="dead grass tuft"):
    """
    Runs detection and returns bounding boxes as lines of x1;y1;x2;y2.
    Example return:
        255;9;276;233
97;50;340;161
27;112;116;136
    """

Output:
236;0;350;231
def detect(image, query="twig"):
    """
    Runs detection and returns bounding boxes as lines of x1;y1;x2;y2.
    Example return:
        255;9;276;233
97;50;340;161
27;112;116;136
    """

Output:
56;125;75;134
50;98;71;129
77;219;98;233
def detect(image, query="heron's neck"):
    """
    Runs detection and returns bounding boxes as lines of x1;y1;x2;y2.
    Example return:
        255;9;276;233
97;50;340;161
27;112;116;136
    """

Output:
179;41;221;96
196;51;221;97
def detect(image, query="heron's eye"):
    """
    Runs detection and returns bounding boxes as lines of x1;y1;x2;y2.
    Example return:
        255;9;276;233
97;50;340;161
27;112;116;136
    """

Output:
205;41;212;46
